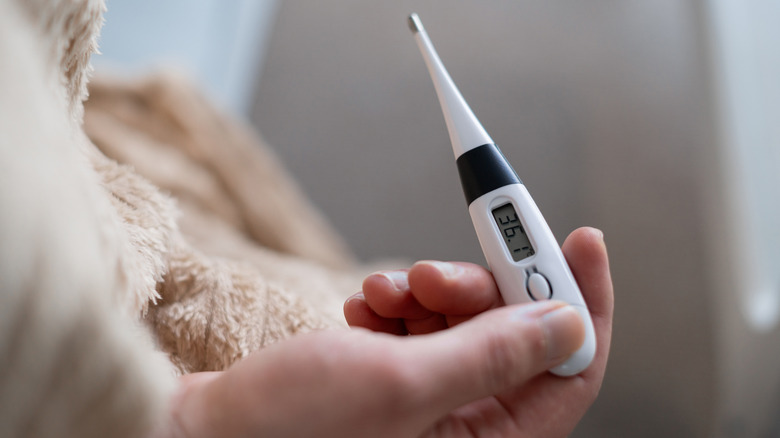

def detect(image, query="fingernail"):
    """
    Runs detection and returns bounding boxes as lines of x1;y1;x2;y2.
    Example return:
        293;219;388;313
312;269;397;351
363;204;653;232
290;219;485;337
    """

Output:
378;271;409;292
346;292;365;303
416;261;464;279
591;227;604;242
539;306;584;364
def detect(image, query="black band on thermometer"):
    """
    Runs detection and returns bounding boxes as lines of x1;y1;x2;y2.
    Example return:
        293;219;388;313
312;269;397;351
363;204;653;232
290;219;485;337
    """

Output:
456;144;522;205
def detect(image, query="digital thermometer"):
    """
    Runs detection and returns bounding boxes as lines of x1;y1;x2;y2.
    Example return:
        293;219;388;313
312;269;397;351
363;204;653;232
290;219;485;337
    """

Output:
408;13;596;376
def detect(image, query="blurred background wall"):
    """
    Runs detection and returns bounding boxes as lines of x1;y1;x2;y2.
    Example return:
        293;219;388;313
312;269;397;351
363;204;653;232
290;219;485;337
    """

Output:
96;0;780;436
95;0;279;113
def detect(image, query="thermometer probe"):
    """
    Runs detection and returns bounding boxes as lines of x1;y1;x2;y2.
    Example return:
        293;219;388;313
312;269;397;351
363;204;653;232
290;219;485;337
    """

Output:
408;13;596;376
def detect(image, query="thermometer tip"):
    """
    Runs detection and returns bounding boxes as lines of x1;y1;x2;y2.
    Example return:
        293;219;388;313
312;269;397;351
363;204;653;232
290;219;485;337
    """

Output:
408;13;423;34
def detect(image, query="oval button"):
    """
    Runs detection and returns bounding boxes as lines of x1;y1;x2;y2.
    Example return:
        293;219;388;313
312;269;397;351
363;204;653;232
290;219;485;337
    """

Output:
527;272;552;300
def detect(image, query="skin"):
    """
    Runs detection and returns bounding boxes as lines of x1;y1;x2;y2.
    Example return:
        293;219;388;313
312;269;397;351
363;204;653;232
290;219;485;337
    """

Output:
152;226;613;438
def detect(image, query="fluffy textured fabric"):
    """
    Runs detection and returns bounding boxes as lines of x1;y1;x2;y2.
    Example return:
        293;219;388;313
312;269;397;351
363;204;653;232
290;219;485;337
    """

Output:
0;0;375;436
84;73;371;374
1;1;175;436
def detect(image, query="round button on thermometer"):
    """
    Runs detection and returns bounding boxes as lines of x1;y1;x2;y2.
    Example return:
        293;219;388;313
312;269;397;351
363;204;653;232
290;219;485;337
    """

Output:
527;272;552;301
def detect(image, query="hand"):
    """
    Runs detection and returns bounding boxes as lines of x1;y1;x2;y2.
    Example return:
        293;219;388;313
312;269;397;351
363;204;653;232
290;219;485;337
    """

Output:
344;226;613;436
152;227;612;438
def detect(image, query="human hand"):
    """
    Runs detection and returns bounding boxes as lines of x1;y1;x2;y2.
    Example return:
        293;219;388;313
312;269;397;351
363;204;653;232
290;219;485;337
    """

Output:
343;226;613;436
152;227;612;438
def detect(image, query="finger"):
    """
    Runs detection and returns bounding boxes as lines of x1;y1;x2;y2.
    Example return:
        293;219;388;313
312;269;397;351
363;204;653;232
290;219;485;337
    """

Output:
344;293;408;335
406;301;585;414
403;313;448;335
362;271;434;320
561;227;614;380
408;261;502;316
444;314;474;327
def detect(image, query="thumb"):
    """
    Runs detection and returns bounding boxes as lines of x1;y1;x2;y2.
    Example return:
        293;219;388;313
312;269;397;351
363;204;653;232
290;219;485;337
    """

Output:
407;300;584;411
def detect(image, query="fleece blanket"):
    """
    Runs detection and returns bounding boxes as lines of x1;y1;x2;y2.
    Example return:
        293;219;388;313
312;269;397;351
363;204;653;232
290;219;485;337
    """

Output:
0;0;379;436
83;71;371;374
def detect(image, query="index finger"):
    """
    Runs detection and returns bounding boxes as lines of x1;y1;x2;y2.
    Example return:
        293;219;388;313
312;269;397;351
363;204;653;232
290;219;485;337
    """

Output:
407;261;503;317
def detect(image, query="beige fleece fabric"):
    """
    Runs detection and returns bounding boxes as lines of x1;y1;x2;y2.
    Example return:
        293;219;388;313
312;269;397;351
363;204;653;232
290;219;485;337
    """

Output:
0;0;379;436
1;0;175;437
84;73;371;374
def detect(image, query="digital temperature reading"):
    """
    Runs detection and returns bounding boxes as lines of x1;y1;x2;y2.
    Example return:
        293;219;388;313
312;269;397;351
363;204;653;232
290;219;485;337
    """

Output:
492;203;535;261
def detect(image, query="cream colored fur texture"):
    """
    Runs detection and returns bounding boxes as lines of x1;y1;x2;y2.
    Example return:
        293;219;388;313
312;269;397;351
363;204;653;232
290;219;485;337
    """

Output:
0;1;372;437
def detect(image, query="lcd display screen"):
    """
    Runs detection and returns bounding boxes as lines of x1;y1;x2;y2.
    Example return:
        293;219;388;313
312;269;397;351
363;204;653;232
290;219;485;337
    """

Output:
491;203;535;261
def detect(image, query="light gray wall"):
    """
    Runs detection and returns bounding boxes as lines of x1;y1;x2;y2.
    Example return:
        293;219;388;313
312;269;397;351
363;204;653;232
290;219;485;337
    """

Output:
252;1;777;436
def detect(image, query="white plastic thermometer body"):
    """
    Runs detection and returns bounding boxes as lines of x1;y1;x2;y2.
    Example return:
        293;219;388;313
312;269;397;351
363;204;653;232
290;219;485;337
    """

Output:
409;13;596;376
